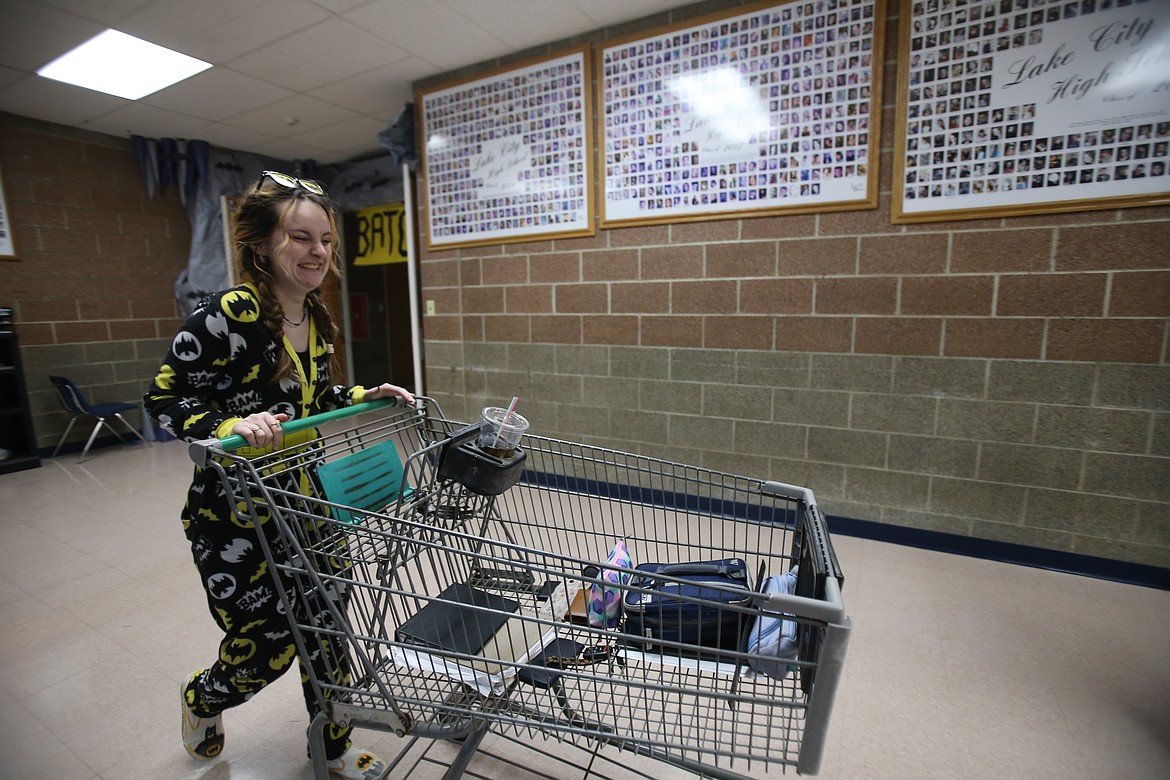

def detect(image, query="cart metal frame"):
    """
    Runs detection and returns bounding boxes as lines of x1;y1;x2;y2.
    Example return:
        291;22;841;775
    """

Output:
189;398;850;779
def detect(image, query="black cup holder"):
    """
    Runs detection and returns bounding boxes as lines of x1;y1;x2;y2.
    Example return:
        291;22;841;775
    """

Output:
437;423;526;496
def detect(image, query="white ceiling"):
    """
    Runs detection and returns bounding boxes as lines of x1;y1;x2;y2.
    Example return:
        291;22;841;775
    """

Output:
0;0;702;164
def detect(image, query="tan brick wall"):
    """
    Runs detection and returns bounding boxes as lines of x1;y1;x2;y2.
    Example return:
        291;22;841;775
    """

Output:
420;207;1170;367
415;2;1170;568
0;114;190;449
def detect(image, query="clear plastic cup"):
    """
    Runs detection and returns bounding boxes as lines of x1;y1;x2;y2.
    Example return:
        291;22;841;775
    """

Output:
477;406;529;458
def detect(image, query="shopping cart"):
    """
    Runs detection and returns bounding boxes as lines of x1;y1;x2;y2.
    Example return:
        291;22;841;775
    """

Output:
188;398;850;779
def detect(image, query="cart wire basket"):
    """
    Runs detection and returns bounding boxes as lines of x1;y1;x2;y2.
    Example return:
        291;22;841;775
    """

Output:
188;398;851;780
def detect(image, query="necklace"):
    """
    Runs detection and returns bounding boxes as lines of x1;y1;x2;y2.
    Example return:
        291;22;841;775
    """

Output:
283;306;308;327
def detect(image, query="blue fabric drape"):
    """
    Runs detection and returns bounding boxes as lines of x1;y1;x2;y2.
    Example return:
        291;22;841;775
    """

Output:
130;135;157;198
378;102;417;169
157;137;178;195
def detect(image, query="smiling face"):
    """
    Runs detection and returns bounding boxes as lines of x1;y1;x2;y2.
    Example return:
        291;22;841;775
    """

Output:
265;198;334;299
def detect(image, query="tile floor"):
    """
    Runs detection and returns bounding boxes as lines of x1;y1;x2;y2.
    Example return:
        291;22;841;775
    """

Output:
1;440;1168;780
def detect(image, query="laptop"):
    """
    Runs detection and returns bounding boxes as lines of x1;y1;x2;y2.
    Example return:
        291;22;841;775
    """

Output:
395;582;519;656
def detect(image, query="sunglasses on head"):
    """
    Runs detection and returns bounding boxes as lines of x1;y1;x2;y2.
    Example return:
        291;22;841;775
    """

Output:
259;170;326;196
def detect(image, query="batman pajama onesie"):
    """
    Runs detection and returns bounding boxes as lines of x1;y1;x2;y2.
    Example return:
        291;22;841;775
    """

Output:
145;284;375;759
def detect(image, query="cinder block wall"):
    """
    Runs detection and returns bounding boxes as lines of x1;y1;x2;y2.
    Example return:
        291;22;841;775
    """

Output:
0;113;189;450
417;3;1170;568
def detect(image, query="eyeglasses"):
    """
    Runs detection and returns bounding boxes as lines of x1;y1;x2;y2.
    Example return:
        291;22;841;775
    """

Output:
259;170;326;196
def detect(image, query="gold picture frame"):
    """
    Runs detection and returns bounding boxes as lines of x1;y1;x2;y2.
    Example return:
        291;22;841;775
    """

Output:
417;45;595;250
598;0;886;228
891;0;1170;223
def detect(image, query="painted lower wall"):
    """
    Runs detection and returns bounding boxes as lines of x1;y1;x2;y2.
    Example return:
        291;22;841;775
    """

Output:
423;341;1168;567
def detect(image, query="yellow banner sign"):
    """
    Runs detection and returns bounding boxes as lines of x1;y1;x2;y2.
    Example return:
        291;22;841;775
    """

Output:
353;202;408;265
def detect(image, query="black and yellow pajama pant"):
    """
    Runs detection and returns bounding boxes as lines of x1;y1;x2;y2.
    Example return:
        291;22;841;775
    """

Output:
181;462;354;760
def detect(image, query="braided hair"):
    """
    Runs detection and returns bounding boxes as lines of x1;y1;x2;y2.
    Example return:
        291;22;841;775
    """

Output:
231;179;342;386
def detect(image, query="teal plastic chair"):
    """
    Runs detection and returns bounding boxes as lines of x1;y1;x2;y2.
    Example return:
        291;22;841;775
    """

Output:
316;439;412;524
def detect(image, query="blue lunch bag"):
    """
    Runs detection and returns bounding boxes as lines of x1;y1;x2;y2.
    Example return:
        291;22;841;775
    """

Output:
622;558;752;652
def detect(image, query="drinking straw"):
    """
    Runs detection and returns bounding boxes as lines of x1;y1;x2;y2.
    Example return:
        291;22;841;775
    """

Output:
492;396;520;447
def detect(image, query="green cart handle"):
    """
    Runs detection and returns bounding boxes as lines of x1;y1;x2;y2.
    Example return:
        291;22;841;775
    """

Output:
187;397;400;465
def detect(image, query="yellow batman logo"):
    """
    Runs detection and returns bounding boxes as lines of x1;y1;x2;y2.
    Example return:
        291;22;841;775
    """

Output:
183;411;210;431
231;501;270;529
154;365;176;390
222;289;260;322
250;559;269;583
269;642;297;671
220;637;257;665
231;673;267;690
243;363;261;383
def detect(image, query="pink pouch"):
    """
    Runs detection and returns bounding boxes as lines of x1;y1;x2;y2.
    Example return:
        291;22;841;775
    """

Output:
587;539;631;629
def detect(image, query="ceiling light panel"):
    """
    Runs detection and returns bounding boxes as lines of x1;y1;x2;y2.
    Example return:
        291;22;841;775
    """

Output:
37;29;211;100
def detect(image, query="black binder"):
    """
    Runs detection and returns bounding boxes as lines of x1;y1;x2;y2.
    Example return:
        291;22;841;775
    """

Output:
395;583;519;656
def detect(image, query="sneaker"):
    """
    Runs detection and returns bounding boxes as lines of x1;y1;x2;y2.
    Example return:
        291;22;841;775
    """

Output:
327;745;385;779
180;671;224;760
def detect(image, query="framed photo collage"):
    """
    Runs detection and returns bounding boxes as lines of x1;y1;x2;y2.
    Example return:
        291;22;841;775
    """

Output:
417;0;1170;248
418;48;594;249
893;0;1170;221
597;0;882;226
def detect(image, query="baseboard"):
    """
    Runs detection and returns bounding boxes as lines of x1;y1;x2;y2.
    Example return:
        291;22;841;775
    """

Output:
39;434;148;459
825;514;1169;591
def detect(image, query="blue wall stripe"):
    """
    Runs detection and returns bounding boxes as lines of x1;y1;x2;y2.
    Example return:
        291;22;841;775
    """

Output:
520;469;1170;591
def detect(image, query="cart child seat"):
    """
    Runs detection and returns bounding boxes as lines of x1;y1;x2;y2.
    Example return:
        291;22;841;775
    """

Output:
316;439;412;524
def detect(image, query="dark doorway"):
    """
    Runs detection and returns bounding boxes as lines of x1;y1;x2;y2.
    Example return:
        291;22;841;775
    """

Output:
342;207;416;393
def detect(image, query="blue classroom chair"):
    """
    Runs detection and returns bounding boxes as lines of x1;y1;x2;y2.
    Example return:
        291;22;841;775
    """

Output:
49;375;149;462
